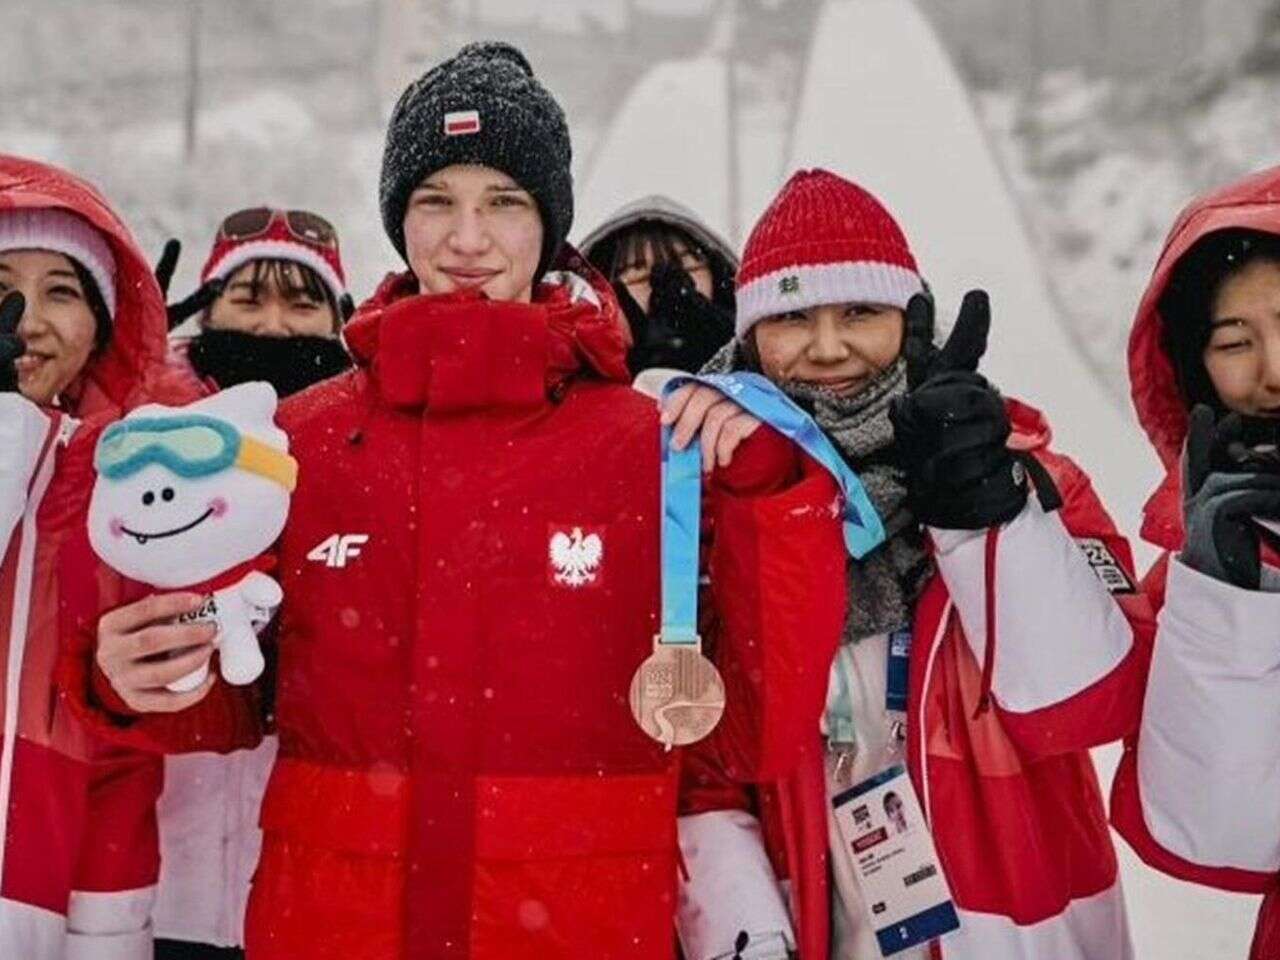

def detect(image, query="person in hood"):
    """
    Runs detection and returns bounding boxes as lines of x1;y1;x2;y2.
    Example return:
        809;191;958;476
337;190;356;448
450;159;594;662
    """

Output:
66;43;846;960
0;154;199;960
579;196;736;376
1110;165;1280;960
147;208;354;960
668;168;1154;960
165;207;354;400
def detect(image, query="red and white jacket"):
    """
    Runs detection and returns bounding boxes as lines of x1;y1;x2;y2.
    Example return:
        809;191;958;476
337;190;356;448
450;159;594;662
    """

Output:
680;400;1155;960
0;155;196;959
1109;164;1280;959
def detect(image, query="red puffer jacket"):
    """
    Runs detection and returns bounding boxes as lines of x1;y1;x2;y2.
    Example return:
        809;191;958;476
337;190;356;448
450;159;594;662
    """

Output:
0;154;195;959
683;400;1155;960
1109;164;1280;959
63;257;848;960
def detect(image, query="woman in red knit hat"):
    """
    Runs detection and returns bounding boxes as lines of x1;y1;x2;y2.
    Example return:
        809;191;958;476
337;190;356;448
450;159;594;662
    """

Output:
669;168;1154;960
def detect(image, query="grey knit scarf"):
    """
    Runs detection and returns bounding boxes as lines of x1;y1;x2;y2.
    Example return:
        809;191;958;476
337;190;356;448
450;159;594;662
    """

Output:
701;341;932;642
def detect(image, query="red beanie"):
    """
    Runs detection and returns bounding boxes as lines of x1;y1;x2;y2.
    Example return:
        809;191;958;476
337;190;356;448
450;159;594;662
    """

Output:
735;168;923;337
201;209;347;308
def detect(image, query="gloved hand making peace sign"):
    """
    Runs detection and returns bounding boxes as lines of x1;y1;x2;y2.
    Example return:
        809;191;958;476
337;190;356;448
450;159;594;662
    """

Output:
154;238;225;330
889;290;1031;530
0;292;26;393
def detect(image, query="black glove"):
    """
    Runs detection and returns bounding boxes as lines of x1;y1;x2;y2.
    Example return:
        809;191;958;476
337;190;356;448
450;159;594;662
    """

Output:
155;239;224;330
0;292;26;393
620;261;734;376
1180;404;1280;589
889;290;1029;529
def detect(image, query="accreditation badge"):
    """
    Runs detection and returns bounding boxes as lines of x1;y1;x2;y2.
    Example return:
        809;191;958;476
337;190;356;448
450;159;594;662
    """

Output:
831;764;960;956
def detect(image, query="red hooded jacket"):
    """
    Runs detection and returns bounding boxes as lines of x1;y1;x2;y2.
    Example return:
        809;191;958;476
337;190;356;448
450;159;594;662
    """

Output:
0;154;194;959
683;396;1155;960
1110;164;1280;959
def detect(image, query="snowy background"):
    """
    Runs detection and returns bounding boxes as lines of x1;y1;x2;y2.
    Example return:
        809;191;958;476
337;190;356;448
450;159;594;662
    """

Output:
3;0;1277;954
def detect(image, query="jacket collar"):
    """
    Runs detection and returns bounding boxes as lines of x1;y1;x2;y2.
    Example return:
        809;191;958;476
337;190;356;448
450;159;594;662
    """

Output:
344;255;630;413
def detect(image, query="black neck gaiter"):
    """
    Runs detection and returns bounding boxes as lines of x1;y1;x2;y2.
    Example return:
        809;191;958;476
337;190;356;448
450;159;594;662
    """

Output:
188;328;353;398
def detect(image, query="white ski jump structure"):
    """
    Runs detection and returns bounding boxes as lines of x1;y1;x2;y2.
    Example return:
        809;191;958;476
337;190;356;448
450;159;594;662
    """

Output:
577;0;1161;544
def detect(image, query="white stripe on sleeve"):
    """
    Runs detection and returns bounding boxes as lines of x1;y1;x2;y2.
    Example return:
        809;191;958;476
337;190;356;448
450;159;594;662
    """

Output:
930;502;1133;714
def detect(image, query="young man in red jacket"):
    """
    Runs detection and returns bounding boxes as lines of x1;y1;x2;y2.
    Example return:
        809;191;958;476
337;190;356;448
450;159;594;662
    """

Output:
64;43;848;960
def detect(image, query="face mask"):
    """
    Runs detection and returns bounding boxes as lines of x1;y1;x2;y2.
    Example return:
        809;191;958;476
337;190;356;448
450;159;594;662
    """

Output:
188;328;352;398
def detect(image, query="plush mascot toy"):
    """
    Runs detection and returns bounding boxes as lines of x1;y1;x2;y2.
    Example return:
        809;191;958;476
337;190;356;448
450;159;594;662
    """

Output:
88;382;296;691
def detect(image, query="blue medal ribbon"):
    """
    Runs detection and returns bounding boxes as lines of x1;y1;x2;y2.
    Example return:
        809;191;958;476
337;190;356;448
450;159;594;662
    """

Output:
659;372;886;646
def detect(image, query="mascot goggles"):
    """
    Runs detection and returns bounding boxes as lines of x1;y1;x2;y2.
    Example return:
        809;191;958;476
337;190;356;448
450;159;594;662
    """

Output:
96;415;298;492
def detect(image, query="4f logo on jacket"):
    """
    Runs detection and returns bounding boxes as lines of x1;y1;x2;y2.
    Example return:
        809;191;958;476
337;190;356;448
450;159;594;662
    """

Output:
308;533;369;568
548;525;604;588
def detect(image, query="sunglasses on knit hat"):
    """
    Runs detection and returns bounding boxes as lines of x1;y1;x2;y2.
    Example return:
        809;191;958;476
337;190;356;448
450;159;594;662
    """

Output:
218;208;338;251
203;207;349;315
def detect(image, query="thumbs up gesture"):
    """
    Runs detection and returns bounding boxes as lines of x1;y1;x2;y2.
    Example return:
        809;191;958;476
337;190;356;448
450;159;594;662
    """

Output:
889;290;1028;529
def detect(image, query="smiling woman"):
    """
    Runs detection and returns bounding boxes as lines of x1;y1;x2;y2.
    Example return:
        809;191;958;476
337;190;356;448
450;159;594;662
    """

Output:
1158;228;1280;417
674;168;1152;960
0;154;202;960
751;300;905;397
0;210;117;406
1113;171;1280;960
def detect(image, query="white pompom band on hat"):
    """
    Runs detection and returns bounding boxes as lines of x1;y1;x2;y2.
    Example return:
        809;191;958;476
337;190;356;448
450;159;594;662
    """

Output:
735;168;923;339
0;207;117;317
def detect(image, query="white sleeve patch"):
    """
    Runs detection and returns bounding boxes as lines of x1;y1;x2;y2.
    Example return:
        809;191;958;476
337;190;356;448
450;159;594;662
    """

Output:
933;505;1134;714
1074;538;1135;594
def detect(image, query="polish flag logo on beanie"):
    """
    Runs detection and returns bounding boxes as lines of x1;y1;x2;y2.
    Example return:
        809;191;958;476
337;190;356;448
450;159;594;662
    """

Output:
444;110;481;136
735;168;923;339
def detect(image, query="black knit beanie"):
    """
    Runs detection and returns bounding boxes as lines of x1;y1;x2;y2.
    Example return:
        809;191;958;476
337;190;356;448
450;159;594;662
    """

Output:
379;41;573;281
1160;228;1280;412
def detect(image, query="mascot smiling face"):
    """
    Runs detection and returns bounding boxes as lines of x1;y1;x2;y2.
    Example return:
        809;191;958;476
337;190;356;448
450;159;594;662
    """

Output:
88;382;296;589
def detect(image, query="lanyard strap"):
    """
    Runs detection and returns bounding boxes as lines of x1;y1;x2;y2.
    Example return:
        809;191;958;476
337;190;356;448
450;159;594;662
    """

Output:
658;372;886;646
660;425;703;645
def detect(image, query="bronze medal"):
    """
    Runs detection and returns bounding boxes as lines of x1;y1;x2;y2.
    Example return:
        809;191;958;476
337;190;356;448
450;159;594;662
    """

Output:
629;638;726;750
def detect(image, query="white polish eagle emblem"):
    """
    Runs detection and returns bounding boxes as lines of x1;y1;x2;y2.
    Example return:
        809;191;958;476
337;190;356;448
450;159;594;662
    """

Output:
549;526;604;588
